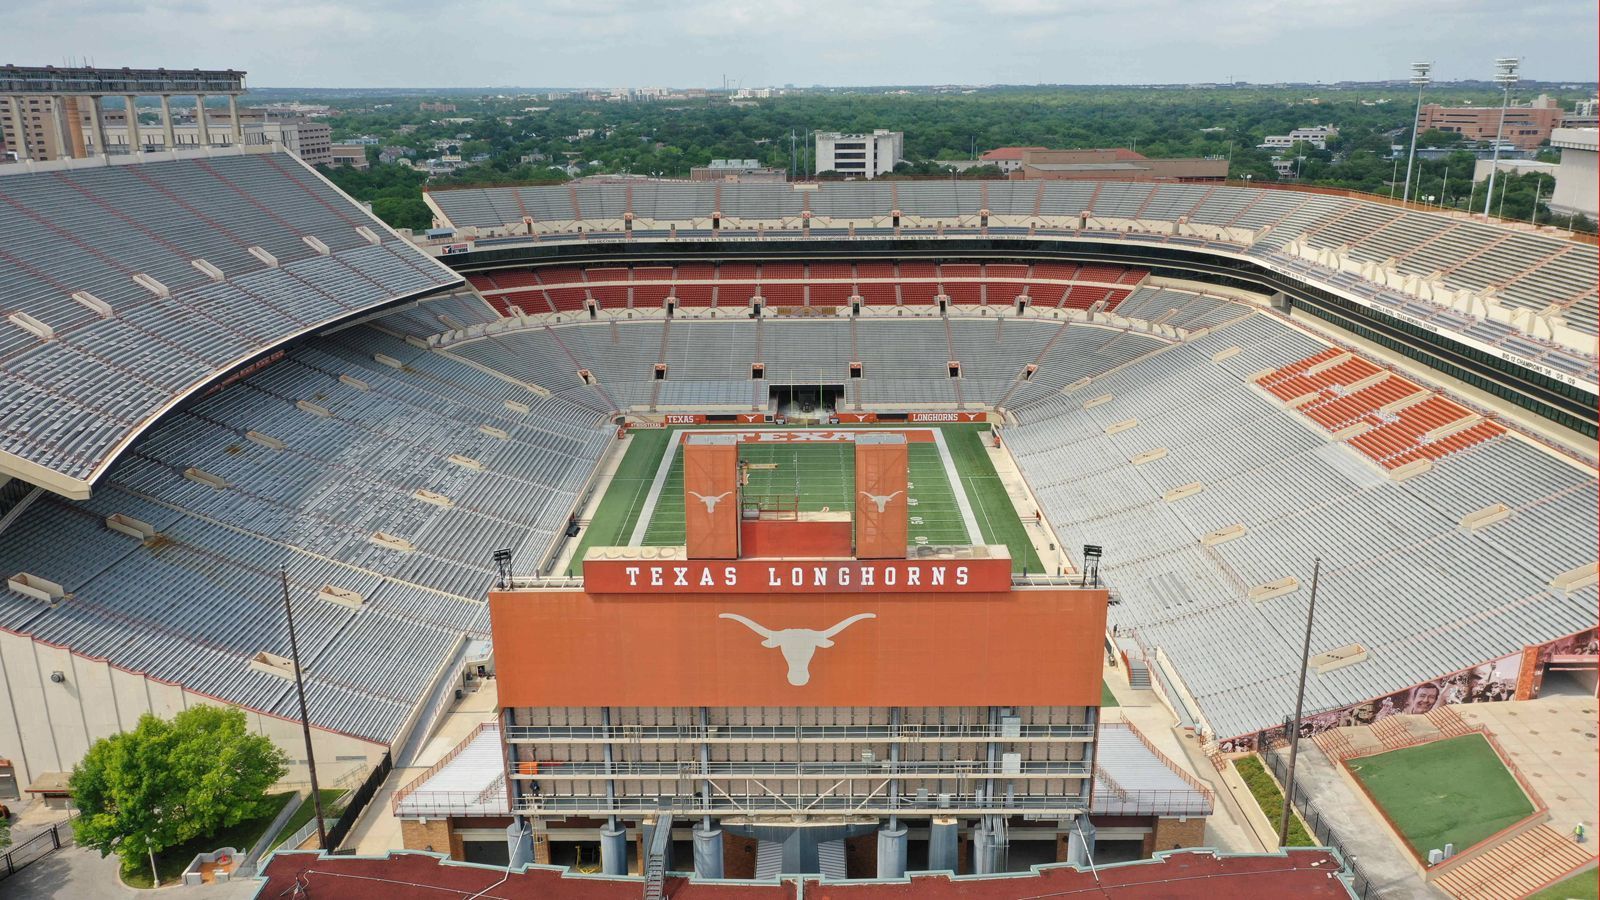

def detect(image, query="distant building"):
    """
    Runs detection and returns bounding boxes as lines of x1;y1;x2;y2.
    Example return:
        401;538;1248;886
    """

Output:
1259;125;1338;150
978;146;1049;174
420;101;457;113
1548;128;1598;221
1011;148;1227;182
1418;95;1564;150
690;158;786;182
1563;98;1599;129
329;144;370;170
816;130;903;179
1470;158;1558;183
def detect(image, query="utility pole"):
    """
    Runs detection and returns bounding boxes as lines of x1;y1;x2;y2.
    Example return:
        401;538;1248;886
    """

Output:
1483;57;1520;219
1402;62;1432;205
282;570;328;849
1278;558;1321;848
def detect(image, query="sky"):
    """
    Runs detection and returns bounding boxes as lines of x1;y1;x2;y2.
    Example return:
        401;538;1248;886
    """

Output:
5;0;1597;89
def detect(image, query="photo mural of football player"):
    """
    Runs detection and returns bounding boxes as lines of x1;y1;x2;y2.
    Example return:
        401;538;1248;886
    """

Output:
1222;649;1529;753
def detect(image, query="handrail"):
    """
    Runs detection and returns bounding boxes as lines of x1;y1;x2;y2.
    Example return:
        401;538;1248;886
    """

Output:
391;722;497;812
502;722;1095;742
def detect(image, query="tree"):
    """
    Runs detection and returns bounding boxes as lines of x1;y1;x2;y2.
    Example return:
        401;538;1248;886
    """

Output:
371;196;434;231
71;706;286;884
0;811;9;851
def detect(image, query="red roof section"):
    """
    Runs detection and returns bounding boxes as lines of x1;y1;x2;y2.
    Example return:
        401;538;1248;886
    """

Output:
254;849;1353;899
979;146;1048;161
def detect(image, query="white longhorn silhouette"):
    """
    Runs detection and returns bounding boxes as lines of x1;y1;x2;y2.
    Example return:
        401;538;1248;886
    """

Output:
858;489;904;513
719;613;876;685
688;490;732;514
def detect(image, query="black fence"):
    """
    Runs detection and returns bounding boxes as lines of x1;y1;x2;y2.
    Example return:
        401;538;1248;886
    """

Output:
0;817;77;882
1265;748;1384;899
324;752;392;852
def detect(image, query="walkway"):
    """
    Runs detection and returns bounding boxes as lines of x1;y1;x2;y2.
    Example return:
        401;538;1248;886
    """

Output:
343;679;500;855
1282;740;1449;899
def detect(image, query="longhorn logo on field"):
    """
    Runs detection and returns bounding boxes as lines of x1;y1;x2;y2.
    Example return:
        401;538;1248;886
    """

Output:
859;490;904;513
688;490;732;514
719;613;876;685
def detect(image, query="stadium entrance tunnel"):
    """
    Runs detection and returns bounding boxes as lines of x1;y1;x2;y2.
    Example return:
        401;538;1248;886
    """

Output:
771;384;844;421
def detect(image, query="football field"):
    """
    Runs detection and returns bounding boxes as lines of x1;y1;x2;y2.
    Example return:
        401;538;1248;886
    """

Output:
568;425;1044;574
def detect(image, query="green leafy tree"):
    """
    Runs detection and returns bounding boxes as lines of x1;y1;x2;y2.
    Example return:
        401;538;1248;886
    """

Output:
371;197;434;231
71;706;286;884
1;811;9;850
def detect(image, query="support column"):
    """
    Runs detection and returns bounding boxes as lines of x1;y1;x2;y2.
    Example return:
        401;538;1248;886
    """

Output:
160;95;175;151
1064;816;1094;866
875;824;907;879
600;823;629;875
972;823;997;875
692;822;723;879
927;818;959;872
124;95;141;153
89;96;110;157
195;95;211;147
228;94;242;146
506;817;533;868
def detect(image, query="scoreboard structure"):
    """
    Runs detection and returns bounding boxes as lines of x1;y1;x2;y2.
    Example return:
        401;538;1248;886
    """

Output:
489;433;1109;878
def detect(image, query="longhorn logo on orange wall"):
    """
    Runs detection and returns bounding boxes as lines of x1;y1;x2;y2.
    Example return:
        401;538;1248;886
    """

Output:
719;612;876;685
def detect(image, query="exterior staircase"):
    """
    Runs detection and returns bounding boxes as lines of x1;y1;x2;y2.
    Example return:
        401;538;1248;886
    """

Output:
1433;825;1594;900
1126;659;1151;690
641;812;672;900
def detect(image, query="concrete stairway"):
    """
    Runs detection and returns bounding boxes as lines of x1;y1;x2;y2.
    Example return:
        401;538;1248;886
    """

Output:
1433;825;1595;900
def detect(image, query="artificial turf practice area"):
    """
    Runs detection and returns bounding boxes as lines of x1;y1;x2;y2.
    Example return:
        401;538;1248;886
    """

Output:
1346;734;1536;860
568;424;1045;575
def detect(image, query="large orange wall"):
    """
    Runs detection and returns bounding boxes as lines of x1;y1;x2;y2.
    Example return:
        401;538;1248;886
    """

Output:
490;587;1107;708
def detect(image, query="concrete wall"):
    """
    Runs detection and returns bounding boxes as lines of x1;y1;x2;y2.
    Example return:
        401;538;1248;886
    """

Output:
0;629;386;791
1550;131;1598;219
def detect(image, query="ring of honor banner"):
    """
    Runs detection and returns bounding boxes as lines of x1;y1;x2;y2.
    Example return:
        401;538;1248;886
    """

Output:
684;435;740;559
854;433;908;559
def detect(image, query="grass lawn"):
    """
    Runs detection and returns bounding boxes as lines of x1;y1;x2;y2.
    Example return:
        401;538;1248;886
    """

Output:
121;790;294;887
1346;733;1534;859
1529;870;1599;900
269;789;346;851
570;424;1044;573
1101;681;1119;708
1233;756;1315;847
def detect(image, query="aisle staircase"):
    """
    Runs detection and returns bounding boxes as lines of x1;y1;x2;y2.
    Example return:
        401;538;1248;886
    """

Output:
1433;825;1594;900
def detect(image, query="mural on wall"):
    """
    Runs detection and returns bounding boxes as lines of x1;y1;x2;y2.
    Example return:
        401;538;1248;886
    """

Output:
1221;627;1599;753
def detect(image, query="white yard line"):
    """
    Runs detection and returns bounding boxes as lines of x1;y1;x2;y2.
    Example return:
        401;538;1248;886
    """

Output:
931;429;984;545
628;435;684;546
629;426;969;546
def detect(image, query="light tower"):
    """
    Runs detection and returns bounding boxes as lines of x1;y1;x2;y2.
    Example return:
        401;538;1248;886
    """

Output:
1401;61;1432;206
1482;57;1521;219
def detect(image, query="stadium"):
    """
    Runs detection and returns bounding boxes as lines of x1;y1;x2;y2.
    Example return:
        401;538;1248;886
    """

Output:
0;82;1595;894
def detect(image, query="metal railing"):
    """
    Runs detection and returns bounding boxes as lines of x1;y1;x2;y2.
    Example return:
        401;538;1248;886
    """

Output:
508;759;1092;779
0;814;78;882
503;722;1094;743
507;792;1089;817
1265;747;1384;899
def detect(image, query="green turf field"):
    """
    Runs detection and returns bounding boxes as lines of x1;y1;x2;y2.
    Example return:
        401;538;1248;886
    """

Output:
1529;870;1599;900
567;425;1045;574
1347;734;1536;859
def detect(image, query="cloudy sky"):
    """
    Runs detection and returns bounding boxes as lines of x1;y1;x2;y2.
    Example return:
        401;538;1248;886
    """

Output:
6;0;1596;88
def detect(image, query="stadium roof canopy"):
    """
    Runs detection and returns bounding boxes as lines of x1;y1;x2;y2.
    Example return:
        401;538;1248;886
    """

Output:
0;147;462;498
